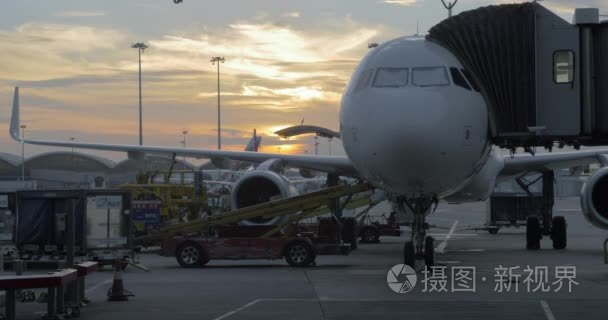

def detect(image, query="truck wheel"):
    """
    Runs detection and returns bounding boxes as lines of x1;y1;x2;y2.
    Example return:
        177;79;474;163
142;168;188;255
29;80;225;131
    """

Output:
424;236;435;268
551;216;567;250
284;241;315;267
176;242;206;268
360;227;380;243
488;227;499;235
526;217;541;250
403;241;415;268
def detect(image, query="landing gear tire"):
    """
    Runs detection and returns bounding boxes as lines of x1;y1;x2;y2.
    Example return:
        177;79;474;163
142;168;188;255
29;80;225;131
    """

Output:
488;227;499;235
551;216;567;250
403;241;415;268
526;217;541;250
360;227;380;243
424;236;435;268
285;241;315;267
176;242;207;268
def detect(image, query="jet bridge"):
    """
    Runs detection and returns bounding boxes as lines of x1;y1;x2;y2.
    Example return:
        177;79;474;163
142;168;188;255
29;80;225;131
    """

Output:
427;3;608;150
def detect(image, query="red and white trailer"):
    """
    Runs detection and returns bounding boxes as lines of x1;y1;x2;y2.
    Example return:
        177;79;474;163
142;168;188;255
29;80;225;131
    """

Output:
160;226;351;267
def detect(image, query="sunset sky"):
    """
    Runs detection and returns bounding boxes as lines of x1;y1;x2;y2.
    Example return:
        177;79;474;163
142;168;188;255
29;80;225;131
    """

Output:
0;0;605;162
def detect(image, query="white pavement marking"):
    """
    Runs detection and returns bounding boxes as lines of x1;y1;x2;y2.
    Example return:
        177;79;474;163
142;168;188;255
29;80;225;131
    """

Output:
213;299;315;320
445;249;485;252
435;220;459;254
557;209;579;212
86;279;112;294
213;298;552;319
213;299;263;320
540;300;556;320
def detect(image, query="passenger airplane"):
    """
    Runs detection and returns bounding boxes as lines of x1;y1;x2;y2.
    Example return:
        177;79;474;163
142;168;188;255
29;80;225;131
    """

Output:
9;36;608;268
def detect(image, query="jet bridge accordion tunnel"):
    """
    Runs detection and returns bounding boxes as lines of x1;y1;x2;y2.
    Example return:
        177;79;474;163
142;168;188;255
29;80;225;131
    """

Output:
427;3;608;150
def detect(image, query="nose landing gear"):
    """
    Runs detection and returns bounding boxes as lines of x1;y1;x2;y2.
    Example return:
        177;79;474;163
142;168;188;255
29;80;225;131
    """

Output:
400;197;437;270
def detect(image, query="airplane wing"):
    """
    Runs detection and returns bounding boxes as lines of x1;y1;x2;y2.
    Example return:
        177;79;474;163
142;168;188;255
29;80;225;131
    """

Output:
9;87;357;177
500;149;608;176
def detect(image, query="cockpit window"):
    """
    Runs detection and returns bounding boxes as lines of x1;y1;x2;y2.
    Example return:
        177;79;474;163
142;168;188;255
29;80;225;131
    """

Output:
372;68;409;87
346;68;374;95
412;67;449;87
355;69;375;92
460;69;481;92
450;67;472;91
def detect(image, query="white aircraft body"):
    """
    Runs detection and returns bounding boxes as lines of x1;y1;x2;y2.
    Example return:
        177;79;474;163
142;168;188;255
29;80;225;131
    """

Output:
9;36;608;268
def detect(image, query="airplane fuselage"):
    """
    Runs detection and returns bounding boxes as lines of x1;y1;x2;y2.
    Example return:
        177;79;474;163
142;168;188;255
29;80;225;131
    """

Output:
340;37;490;199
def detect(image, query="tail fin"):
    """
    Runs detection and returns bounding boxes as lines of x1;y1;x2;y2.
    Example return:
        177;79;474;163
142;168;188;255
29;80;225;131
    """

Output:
243;129;262;152
229;129;262;170
10;87;22;141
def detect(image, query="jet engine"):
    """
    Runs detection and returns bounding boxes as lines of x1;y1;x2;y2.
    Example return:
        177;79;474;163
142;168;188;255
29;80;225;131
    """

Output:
231;165;298;225
580;166;608;229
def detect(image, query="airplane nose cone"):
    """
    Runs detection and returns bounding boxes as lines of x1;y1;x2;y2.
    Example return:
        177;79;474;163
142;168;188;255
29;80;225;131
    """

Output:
341;90;487;196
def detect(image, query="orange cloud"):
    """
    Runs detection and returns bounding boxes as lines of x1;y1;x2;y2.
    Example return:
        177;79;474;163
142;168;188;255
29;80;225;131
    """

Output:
0;17;375;159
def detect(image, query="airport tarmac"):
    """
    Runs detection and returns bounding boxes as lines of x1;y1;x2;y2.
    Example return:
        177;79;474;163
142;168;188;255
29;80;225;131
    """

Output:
7;197;608;319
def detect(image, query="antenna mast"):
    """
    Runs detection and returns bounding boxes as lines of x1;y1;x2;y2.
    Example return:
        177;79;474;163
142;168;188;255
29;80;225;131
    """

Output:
440;0;459;18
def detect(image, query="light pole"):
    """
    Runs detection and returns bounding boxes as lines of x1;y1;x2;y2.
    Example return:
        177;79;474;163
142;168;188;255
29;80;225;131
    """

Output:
328;137;333;156
440;0;458;18
211;56;226;150
20;125;26;181
131;42;148;146
69;137;78;180
314;136;319;155
181;130;188;163
69;137;75;169
182;130;188;148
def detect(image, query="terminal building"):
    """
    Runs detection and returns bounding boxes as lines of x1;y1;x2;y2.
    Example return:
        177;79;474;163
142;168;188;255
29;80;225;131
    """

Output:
0;152;196;190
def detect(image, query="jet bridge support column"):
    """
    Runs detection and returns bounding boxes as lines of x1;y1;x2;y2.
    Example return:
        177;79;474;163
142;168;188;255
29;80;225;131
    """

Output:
541;170;555;236
581;27;595;135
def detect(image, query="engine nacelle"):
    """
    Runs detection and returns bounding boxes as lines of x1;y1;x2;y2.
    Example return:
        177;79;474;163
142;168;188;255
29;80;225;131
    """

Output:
580;166;608;229
231;169;298;225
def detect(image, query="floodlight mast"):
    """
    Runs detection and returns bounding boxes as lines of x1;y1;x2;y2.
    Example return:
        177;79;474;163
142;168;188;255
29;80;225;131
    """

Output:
131;42;148;146
211;56;226;150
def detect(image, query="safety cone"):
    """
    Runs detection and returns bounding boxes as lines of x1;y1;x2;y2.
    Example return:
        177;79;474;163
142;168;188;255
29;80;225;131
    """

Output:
107;260;133;301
